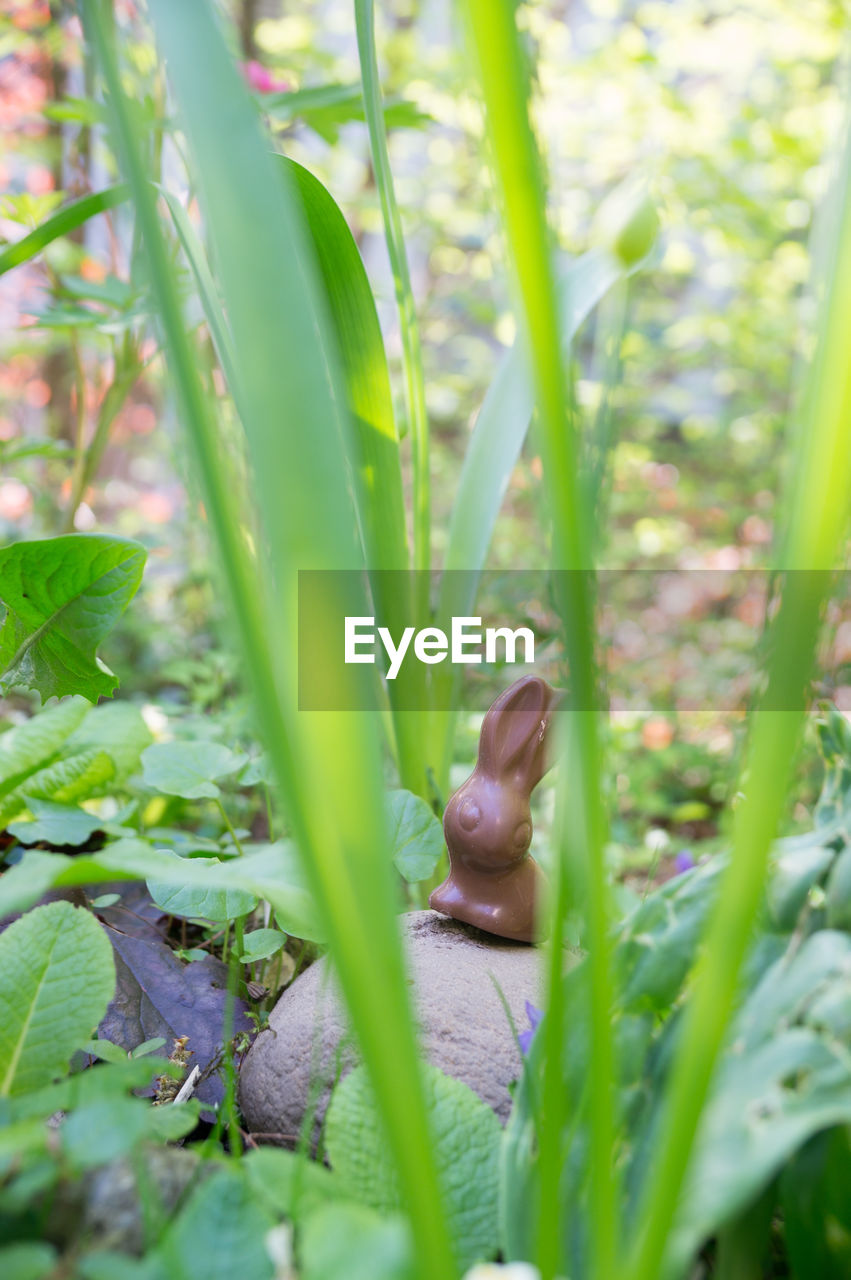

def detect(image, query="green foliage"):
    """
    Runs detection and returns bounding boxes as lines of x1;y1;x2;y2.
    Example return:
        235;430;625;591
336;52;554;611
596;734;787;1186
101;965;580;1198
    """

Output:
147;853;258;922
237;928;286;963
0;535;146;702
141;740;245;800
156;1167;276;1280
0;697;150;830
300;1203;415;1280
386;788;445;883
0;185;128;276
7;797;105;847
0;901;115;1096
325;1062;502;1269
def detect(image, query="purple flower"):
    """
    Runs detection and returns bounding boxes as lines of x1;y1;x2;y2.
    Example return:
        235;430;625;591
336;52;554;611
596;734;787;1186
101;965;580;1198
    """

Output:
518;1001;543;1054
674;849;695;875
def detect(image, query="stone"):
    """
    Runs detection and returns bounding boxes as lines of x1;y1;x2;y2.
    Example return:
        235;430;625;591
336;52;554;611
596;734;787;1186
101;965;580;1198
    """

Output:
238;910;541;1146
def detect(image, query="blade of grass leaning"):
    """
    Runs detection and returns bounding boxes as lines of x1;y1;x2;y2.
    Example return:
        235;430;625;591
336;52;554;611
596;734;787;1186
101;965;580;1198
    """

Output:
460;3;616;1279
168;148;429;796
460;2;614;1280
82;4;454;1276
354;0;431;588
278;156;429;796
0;184;129;276
624;103;851;1280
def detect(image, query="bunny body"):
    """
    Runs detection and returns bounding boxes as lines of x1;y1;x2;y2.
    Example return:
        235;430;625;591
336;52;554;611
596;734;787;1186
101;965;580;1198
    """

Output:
429;675;560;943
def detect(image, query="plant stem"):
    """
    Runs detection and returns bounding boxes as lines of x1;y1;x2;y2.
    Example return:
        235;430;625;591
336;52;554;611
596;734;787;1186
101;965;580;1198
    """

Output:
216;797;246;856
354;0;431;587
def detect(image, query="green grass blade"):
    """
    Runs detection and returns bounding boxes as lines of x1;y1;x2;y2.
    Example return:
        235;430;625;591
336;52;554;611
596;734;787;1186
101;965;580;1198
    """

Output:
354;0;431;582
624;103;851;1280
161;189;242;405
0;185;129;276
83;4;454;1275
278;156;430;795
279;158;408;575
459;3;616;1278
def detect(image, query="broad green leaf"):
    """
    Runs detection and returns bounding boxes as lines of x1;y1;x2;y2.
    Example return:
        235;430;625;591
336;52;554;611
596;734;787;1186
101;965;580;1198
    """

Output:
141;740;243;800
0;747;116;828
61;1095;199;1171
238;927;286;963
0;840;325;942
64;700;153;786
0;1242;58;1280
147;852;258;922
0;535;147;702
79;1037;131;1065
7;797;104;847
157;1167;275;1280
300;1203;415;1280
0;696;89;796
386;788;445;883
325;1062;501;1269
0;900;115;1096
669;931;851;1272
243;1147;347;1223
279;158;407;575
0;184;129;277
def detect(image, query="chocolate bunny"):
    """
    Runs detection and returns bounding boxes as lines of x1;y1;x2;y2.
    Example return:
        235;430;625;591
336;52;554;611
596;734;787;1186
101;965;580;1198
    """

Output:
429;675;561;943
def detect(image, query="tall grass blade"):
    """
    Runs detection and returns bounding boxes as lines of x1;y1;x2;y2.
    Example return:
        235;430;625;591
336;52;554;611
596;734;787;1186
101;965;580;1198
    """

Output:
162;190;242;406
277;157;429;795
354;0;431;582
0;184;129;276
82;3;454;1274
459;3;616;1277
624;100;851;1280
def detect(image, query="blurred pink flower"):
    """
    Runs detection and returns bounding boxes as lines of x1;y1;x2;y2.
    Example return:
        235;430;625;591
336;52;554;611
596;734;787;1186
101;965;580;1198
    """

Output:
0;480;33;522
241;61;289;95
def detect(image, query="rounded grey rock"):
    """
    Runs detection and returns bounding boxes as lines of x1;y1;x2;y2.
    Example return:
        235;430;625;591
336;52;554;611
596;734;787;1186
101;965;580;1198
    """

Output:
238;910;541;1145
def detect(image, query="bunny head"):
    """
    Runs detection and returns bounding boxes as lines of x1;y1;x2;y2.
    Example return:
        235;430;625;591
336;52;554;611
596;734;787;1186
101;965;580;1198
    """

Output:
430;675;560;942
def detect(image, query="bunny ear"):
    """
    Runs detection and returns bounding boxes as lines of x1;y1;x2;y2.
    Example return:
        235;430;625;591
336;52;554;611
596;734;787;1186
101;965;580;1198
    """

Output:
477;676;557;790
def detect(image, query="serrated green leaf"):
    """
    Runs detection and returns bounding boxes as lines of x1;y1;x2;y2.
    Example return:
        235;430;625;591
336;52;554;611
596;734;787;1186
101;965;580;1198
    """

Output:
0;901;115;1096
7;797;104;847
141;740;243;800
300;1203;415;1280
0;535;146;702
386;789;445;883
238;928;286;963
325;1063;501;1269
147;852;257;922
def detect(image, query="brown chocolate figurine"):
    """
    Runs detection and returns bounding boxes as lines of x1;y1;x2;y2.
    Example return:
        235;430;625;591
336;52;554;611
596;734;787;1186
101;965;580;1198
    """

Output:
429;675;561;943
